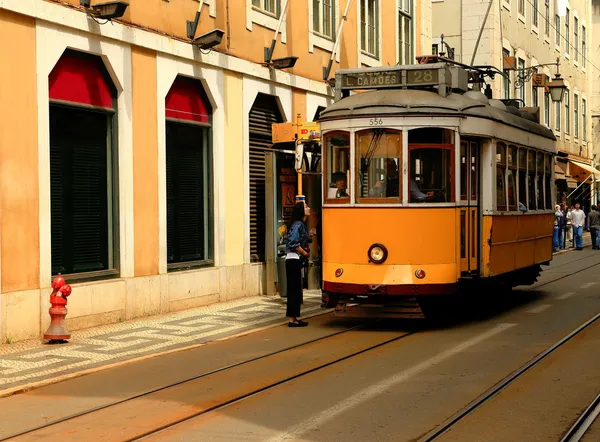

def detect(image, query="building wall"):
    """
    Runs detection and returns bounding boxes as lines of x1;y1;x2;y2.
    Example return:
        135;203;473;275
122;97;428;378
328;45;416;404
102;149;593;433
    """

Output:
0;0;432;342
592;0;600;192
433;0;594;208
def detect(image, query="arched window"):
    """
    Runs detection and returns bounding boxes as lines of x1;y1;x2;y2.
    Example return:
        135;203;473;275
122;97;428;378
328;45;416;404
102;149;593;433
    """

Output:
165;76;213;268
49;50;118;278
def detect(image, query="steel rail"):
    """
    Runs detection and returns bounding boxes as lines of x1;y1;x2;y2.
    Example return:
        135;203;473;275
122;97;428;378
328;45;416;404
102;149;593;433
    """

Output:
524;255;600;292
5;253;599;441
131;329;416;442
560;392;600;442
0;321;377;442
136;254;600;441
419;311;600;441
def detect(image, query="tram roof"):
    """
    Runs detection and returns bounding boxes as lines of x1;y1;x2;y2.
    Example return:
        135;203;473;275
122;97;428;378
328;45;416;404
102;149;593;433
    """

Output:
319;89;556;141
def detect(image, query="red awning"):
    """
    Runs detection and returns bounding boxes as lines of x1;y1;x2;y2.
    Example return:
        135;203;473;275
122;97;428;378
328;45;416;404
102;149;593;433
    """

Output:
49;51;115;109
165;76;211;124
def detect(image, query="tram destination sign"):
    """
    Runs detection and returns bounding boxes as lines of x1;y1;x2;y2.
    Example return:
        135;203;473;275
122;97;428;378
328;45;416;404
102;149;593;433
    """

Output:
339;68;440;90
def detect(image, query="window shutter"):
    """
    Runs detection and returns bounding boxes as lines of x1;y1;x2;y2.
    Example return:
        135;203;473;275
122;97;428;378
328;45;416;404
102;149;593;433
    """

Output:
166;123;208;263
248;94;284;262
50;107;109;274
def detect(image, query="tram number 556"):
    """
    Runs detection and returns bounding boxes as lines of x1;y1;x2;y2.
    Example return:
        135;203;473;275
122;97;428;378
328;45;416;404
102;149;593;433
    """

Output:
369;118;384;126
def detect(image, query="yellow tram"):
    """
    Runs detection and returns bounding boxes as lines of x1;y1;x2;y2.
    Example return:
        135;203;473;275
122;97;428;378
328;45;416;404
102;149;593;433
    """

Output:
319;62;557;318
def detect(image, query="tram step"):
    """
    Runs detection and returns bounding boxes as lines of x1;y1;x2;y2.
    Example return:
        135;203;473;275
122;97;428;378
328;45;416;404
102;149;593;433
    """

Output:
334;298;425;319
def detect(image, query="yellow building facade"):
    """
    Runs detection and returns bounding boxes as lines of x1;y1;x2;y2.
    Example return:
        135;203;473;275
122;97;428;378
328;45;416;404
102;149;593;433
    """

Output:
0;0;432;342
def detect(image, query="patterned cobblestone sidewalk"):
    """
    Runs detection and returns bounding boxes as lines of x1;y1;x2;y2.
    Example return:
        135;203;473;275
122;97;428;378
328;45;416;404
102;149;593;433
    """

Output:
0;292;325;396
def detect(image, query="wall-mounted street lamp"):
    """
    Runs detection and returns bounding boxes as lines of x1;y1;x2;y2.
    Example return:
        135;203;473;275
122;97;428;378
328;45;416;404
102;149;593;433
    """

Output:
80;1;129;20
514;57;567;103
269;56;299;70
192;29;225;50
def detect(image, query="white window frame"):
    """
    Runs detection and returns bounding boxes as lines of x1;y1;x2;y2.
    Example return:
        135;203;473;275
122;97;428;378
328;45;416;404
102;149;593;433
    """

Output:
582;25;586;69
573;16;578;63
246;0;287;43
544;0;549;38
313;0;336;39
532;0;539;30
582;98;587;142
565;8;570;55
397;0;414;65
308;0;340;57
574;93;579;138
359;0;382;64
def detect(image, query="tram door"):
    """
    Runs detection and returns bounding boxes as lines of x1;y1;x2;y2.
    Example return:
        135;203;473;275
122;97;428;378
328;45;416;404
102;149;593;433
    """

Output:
459;140;479;273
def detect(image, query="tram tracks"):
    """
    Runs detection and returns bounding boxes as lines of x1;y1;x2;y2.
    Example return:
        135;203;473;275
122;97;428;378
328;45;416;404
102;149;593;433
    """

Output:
4;253;599;441
1;321;417;441
419;311;600;441
560;392;600;442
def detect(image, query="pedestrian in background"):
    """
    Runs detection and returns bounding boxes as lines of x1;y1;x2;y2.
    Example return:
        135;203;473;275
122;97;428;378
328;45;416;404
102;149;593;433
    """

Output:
571;203;586;251
559;203;567;249
588;205;600;250
566;206;573;247
284;201;316;327
553;205;563;253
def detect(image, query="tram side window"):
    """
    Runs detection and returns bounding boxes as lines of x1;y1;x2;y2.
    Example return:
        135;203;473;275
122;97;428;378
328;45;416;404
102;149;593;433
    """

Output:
545;154;552;209
518;148;527;209
536;152;544;209
507;145;517;211
356;129;402;201
528;150;536;210
324;132;351;201
408;128;454;203
496;143;507;211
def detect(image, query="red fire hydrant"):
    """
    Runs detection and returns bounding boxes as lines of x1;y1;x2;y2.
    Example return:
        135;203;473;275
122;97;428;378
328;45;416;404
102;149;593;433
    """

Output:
43;275;73;343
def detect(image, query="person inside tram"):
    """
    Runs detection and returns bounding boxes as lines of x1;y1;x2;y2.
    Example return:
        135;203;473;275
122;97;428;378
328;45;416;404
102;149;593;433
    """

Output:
331;171;348;198
410;178;435;202
369;159;400;197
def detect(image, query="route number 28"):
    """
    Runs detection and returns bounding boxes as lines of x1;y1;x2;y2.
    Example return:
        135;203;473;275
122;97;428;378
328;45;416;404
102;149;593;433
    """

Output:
369;118;383;126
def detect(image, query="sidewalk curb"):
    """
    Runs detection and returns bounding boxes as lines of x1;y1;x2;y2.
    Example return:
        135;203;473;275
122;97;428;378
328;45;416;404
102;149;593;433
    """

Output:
0;307;333;399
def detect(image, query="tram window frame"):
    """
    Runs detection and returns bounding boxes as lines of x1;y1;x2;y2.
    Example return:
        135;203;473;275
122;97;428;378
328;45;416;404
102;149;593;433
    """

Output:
460;141;468;201
496;142;507;212
545;154;552;209
407;128;455;204
355;128;402;204
527;150;537;210
507;145;518;211
518;147;527;209
536;151;544;209
323;131;352;204
408;143;455;204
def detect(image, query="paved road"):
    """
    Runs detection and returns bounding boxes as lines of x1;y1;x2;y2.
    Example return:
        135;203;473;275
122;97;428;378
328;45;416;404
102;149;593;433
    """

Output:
1;250;599;441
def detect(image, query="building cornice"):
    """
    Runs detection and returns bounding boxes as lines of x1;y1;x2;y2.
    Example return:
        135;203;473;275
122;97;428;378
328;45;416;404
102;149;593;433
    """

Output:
0;0;332;97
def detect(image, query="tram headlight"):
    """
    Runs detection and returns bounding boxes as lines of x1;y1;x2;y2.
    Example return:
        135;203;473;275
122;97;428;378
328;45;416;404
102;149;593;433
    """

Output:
368;243;388;264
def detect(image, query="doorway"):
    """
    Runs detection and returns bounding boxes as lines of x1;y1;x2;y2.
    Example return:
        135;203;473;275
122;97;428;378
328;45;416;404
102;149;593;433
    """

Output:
459;139;479;273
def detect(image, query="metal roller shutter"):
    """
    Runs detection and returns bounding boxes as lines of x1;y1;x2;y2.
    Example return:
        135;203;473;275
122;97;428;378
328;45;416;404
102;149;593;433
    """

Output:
248;94;284;262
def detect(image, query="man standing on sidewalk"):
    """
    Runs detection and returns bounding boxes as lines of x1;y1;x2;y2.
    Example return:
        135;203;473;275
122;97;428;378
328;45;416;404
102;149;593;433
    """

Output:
588;205;600;250
571;203;586;250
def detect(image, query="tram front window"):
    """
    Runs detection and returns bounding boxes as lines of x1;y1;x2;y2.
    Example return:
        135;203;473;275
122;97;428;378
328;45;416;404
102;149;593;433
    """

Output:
409;148;452;203
324;131;351;202
356;129;402;201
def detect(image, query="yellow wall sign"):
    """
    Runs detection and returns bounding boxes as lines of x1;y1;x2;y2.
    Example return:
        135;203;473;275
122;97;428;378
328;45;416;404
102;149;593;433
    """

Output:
272;121;321;143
